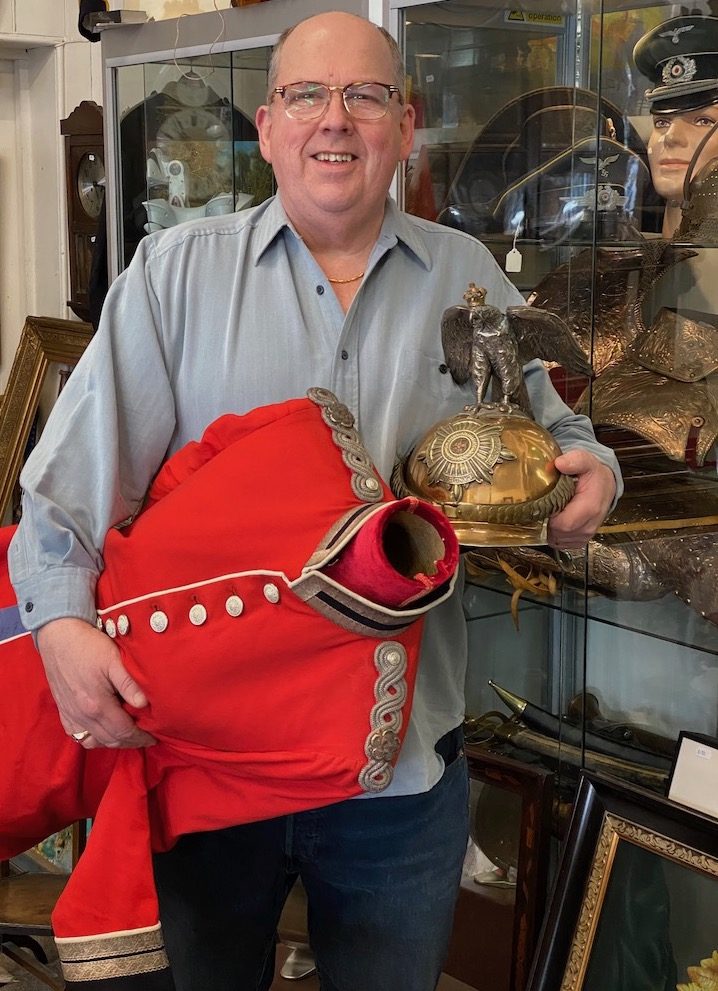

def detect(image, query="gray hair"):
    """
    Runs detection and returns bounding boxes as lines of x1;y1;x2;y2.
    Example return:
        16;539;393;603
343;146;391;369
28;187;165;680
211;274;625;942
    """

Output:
266;17;406;98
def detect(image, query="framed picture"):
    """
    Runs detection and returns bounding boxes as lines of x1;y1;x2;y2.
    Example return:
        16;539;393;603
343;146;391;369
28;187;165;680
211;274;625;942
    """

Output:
527;772;718;991
0;316;93;522
443;747;554;991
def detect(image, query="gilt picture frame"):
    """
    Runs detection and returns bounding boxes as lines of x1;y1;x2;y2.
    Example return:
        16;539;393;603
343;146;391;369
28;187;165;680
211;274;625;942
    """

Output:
0;316;93;522
527;772;718;991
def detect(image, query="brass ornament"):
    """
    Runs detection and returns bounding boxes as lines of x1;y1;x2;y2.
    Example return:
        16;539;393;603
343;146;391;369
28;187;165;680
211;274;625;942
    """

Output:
394;286;584;547
419;415;518;497
395;408;574;547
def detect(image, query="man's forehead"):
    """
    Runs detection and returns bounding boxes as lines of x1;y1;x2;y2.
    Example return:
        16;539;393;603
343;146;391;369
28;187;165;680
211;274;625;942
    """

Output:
276;16;392;79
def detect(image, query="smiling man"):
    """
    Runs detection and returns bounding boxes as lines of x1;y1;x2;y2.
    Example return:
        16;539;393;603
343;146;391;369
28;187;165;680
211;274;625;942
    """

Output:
10;11;619;991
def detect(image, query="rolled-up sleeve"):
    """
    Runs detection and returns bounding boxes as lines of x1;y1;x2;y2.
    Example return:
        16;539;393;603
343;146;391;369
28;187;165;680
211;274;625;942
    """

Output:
9;239;177;630
524;357;623;507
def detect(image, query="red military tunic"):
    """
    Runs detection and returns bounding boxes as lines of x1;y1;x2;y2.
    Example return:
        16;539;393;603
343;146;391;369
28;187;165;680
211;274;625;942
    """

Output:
0;389;458;989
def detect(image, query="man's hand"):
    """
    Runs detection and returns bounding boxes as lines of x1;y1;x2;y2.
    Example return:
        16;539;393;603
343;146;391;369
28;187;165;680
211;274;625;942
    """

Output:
548;450;617;549
37;617;156;749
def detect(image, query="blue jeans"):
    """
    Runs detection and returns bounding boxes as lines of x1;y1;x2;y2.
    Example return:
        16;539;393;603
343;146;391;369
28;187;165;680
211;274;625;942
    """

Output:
153;727;469;991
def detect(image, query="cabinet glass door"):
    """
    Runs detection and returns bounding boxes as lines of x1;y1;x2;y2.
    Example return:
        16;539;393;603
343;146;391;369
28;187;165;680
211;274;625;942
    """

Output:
397;0;718;822
113;46;273;272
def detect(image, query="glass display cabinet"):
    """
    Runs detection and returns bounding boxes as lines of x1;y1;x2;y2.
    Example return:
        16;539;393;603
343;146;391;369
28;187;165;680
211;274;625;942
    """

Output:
393;0;717;788
100;0;718;986
393;1;718;985
101;0;368;278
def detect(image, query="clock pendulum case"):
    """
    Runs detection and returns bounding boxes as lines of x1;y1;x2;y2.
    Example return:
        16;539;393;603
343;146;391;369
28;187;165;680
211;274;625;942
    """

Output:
60;100;105;323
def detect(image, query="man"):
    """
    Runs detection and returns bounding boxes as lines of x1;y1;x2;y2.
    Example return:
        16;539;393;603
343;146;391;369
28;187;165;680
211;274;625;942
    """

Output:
10;12;619;991
634;14;718;236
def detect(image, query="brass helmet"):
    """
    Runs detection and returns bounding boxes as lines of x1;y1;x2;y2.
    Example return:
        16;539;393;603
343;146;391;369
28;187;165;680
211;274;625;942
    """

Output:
392;402;574;547
392;282;589;547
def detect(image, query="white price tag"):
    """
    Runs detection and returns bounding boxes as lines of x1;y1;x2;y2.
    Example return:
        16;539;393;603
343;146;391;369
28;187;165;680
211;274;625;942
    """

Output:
505;247;522;273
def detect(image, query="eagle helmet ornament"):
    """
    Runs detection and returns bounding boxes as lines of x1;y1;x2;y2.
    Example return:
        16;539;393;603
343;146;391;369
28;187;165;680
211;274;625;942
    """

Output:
392;284;593;547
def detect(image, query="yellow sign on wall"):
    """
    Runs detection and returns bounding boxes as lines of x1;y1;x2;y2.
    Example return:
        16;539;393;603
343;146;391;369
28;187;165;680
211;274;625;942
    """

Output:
506;10;565;26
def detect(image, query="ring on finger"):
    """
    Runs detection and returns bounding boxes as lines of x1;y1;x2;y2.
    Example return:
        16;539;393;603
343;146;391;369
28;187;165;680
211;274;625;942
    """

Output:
71;730;92;743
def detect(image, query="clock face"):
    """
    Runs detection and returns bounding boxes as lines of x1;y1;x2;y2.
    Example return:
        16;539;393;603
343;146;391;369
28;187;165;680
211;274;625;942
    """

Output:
77;151;105;219
155;108;234;205
156;107;231;142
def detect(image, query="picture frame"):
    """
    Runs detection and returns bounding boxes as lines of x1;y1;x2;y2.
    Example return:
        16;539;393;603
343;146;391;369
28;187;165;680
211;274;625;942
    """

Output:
0;316;93;522
443;747;554;991
527;772;718;991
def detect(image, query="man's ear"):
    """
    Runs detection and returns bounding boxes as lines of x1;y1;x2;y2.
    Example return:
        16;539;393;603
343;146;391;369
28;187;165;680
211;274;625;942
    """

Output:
255;105;273;165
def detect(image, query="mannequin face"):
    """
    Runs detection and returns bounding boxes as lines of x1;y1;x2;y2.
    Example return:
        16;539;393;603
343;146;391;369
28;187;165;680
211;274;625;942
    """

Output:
648;104;718;204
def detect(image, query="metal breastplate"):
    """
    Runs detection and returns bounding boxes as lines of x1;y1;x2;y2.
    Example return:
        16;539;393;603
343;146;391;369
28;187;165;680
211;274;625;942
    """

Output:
528;240;694;375
584;307;718;464
675;157;718;244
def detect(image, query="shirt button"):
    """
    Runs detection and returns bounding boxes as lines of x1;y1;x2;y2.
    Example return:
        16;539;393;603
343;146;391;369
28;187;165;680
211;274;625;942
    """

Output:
316;285;325;295
439;363;448;374
341;350;349;360
24;602;34;613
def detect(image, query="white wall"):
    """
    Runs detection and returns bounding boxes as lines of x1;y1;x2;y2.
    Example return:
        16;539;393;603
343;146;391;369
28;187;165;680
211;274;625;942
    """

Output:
0;0;98;392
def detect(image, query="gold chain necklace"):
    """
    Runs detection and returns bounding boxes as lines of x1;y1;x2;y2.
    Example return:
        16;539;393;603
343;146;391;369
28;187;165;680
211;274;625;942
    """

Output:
327;271;365;285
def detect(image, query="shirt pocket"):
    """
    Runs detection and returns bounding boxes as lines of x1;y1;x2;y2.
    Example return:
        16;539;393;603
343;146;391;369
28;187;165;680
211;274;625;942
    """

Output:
393;347;472;460
403;346;469;407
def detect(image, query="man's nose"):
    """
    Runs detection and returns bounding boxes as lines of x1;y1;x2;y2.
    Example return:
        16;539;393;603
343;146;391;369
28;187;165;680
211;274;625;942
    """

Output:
321;89;353;127
664;119;689;145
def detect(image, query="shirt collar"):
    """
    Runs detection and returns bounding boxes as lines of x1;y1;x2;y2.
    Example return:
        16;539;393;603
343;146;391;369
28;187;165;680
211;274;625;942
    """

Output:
253;195;433;271
252;195;294;264
377;198;433;271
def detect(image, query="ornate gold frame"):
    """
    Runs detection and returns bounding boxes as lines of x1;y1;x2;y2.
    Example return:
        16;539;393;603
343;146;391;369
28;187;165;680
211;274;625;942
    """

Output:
0;316;93;522
562;813;718;990
528;773;718;991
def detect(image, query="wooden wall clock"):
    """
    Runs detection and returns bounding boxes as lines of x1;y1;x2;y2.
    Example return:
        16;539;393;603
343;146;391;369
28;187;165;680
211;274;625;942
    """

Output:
60;101;104;323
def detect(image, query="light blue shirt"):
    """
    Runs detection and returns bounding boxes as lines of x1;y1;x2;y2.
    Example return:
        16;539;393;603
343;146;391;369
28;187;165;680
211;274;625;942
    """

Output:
10;195;621;796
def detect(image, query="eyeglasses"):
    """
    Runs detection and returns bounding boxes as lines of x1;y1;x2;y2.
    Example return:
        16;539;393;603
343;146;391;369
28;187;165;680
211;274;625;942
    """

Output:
271;81;403;121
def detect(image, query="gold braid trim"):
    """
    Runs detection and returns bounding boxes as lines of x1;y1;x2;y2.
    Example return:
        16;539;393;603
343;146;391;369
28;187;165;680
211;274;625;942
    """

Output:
307;388;383;503
58;926;169;982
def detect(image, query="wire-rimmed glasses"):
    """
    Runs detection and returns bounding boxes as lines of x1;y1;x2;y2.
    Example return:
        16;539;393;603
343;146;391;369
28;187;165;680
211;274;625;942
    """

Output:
272;81;403;121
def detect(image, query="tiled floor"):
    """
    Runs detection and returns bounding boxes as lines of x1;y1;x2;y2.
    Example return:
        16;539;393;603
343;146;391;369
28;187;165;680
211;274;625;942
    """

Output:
0;942;475;990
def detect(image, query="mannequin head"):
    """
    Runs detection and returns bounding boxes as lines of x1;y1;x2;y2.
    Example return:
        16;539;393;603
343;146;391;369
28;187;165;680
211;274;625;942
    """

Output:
634;14;718;234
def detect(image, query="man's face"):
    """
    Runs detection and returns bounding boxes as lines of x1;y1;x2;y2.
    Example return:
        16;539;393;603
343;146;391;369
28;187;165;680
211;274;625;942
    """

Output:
648;104;718;203
255;14;415;233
